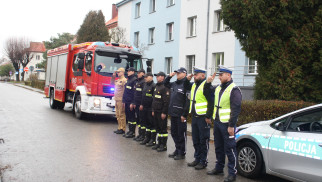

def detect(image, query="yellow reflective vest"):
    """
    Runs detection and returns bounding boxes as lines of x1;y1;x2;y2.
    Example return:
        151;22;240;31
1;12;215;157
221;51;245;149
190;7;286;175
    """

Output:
189;80;207;115
213;82;236;122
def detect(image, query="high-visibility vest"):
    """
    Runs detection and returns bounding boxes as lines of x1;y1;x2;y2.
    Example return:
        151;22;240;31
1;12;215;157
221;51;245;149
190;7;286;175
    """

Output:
213;82;236;122
189;80;207;115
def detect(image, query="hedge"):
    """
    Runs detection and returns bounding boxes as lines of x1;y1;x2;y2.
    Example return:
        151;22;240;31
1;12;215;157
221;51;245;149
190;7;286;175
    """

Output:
185;100;316;126
24;80;45;90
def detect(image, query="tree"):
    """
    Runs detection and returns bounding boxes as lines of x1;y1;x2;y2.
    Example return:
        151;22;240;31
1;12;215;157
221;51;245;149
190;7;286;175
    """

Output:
0;63;15;77
109;26;129;44
77;10;110;43
4;37;32;81
41;33;75;69
220;0;321;102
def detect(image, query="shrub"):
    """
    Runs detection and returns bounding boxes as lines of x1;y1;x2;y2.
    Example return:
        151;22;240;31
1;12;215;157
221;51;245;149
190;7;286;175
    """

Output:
238;100;316;126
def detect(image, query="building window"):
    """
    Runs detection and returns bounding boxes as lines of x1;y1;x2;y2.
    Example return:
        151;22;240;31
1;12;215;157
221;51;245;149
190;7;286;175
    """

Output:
148;59;154;73
187;16;197;37
134;31;140;47
167;0;175;7
212;53;224;73
36;55;40;60
135;2;141;18
166;23;174;41
165;57;172;74
186;55;195;74
150;0;156;13
214;10;225;32
148;28;155;44
248;58;258;74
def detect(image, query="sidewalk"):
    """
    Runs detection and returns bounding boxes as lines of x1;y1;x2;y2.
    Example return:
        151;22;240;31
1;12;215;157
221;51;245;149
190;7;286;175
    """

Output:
9;82;214;141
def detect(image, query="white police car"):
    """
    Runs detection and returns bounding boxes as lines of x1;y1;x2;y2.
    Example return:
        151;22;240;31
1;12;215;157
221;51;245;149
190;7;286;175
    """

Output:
235;104;322;182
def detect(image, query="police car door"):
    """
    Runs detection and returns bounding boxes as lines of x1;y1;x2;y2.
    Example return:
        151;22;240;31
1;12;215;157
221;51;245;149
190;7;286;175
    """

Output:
267;108;322;181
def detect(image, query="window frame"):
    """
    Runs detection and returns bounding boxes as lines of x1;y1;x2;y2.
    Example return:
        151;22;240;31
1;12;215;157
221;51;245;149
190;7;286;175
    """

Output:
135;2;141;18
165;57;172;74
212;52;224;73
148;27;155;45
167;0;175;7
214;10;225;32
150;0;156;13
134;31;140;47
187;16;197;38
247;58;258;75
186;55;195;74
166;22;174;41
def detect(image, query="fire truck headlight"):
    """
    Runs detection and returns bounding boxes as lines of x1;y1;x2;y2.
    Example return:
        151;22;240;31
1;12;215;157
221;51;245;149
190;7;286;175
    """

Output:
94;98;101;108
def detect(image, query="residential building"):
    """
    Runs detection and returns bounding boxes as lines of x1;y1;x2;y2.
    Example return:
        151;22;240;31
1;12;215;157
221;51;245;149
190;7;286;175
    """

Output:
24;42;46;80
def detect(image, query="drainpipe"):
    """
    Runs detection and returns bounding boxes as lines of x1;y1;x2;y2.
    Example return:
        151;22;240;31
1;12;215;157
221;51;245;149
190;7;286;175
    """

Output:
205;0;210;76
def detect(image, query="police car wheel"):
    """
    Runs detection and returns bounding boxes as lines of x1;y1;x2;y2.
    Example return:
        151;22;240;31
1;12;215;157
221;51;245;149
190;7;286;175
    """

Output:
237;142;263;178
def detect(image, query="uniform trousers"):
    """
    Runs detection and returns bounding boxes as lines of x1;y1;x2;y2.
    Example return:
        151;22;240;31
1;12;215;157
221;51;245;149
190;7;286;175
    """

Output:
115;101;126;131
170;116;187;155
213;120;237;176
191;115;210;165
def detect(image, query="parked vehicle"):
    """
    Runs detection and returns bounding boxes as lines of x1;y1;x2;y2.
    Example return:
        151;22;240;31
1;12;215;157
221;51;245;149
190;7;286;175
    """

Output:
235;104;322;182
44;42;142;119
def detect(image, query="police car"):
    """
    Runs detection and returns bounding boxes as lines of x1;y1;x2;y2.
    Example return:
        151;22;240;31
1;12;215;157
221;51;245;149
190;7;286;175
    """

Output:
235;104;322;182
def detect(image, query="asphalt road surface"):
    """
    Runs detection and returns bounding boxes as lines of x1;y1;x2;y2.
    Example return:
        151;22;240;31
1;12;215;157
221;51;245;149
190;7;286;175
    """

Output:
0;82;288;182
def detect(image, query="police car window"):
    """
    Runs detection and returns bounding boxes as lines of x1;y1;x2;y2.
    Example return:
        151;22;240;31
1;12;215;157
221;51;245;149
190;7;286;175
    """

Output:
287;110;322;133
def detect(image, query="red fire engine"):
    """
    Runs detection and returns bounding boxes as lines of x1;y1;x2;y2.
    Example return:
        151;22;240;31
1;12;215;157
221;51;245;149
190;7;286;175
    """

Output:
44;42;142;119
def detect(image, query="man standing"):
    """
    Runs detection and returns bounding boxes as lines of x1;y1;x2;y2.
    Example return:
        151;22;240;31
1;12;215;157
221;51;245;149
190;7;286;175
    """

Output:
111;67;127;134
164;67;189;160
150;72;170;152
206;66;242;182
132;68;146;141
123;67;137;138
139;73;155;145
183;67;213;170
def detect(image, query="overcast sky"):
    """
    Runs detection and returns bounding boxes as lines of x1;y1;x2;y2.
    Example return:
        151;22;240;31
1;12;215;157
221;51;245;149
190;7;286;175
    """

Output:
0;0;120;58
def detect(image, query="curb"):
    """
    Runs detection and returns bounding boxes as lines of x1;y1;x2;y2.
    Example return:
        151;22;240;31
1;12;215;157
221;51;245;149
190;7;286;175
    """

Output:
11;83;44;94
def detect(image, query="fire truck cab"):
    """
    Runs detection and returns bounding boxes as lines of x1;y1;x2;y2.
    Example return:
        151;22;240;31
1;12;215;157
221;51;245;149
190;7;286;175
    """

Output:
44;42;142;119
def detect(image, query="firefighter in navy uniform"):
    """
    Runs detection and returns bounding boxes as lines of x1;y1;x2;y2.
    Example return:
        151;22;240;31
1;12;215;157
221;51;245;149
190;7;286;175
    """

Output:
164;67;189;160
139;73;156;145
205;66;242;182
123;67;137;138
183;67;213;170
132;68;146;141
150;71;170;152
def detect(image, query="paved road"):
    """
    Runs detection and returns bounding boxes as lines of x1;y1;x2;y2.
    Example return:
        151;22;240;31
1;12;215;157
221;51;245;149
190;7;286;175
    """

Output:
0;82;287;182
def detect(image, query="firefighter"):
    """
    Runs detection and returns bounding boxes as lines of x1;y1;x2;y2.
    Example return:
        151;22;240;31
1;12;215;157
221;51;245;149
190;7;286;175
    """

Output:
139;73;156;145
123;67;137;138
111;67;127;134
132;68;146;141
164;67;189;160
149;71;170;152
206;66;242;182
183;67;213;170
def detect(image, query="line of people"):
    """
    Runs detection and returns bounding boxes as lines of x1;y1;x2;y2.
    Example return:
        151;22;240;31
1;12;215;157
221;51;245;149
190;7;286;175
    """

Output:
111;65;242;182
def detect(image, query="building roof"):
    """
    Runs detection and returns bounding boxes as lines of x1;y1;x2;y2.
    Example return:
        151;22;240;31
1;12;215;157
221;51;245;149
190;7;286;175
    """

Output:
106;15;118;27
27;42;46;53
116;0;132;7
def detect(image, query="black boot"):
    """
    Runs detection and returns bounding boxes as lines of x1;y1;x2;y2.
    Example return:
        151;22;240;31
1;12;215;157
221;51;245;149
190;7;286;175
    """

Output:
157;136;167;152
140;130;150;145
152;136;161;150
137;128;145;142
133;126;141;141
146;132;156;147
125;124;135;138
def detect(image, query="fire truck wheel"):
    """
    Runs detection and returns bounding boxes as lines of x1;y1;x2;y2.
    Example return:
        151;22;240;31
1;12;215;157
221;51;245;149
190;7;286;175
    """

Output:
49;90;58;109
74;95;84;119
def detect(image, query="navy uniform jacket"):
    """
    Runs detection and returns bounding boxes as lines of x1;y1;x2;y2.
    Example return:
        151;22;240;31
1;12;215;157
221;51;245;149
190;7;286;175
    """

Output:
164;76;189;118
152;82;170;114
141;81;156;110
122;74;137;104
132;76;145;105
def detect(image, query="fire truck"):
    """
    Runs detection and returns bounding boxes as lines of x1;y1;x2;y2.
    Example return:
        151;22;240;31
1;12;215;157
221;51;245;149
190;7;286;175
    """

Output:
44;42;143;119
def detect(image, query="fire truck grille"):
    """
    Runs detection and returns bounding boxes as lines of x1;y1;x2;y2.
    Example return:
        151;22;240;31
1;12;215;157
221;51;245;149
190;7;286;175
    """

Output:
103;86;115;94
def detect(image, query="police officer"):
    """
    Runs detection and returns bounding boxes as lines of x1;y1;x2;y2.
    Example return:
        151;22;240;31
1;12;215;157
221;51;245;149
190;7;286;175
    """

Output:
150;71;170;152
111;67;127;134
206;66;242;182
132;68;146;141
123;67;137;138
164;67;189;160
139;73;156;145
183;67;213;170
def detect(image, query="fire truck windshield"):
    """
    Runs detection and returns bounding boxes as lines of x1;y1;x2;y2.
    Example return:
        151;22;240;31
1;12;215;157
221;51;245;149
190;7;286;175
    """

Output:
94;53;142;75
